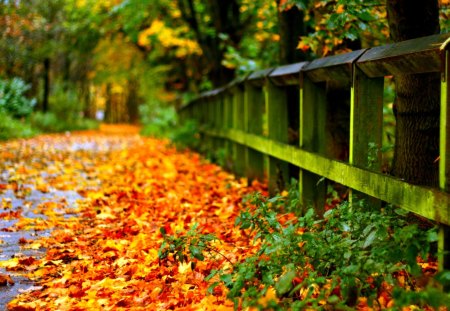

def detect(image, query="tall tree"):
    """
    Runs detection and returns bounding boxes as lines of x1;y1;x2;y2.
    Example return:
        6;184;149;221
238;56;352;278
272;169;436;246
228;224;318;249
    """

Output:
176;0;247;86
386;0;441;187
276;0;309;64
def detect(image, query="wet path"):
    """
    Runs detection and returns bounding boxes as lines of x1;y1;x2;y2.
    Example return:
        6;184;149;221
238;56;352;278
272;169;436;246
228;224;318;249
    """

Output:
0;124;258;311
0;125;142;309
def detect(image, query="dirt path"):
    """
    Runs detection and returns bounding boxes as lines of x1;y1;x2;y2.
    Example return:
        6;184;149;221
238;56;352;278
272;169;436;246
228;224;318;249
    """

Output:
0;125;261;310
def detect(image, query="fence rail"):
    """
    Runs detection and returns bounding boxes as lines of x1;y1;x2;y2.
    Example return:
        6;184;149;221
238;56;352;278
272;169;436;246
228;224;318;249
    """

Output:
178;33;450;275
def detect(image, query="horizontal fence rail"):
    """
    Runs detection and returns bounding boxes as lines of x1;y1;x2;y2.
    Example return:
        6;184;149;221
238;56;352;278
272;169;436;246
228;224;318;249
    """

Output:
178;33;450;275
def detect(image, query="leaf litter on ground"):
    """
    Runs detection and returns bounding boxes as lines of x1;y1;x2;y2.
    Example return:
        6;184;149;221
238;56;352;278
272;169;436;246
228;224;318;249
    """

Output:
0;125;447;311
0;125;265;310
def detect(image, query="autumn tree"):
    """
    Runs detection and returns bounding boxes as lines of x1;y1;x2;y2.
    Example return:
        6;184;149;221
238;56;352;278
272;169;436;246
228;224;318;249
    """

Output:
276;0;310;64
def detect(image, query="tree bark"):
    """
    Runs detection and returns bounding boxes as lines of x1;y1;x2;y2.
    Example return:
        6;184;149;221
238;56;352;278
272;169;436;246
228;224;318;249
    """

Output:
386;0;440;187
177;0;242;87
81;81;95;119
276;2;308;64
104;83;112;124
126;78;140;124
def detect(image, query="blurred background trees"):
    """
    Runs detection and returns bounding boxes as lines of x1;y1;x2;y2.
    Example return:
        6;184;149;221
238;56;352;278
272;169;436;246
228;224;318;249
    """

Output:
0;0;448;136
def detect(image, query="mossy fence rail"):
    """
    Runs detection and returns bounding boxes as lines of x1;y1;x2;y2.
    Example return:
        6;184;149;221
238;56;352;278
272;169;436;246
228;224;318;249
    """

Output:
178;33;450;276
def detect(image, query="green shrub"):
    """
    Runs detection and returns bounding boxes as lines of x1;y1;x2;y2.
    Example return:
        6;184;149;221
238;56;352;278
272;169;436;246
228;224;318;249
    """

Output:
0;111;37;141
158;182;450;310
169;119;200;150
28;81;98;133
140;105;177;138
139;102;200;150
48;82;83;122
30;112;98;133
223;192;449;310
0;77;36;118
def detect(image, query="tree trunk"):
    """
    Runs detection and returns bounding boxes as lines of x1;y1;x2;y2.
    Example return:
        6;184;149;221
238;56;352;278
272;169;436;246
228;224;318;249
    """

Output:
42;57;50;113
126;78;140;124
177;0;242;87
82;81;95;119
276;2;308;64
386;0;440;187
104;83;112;124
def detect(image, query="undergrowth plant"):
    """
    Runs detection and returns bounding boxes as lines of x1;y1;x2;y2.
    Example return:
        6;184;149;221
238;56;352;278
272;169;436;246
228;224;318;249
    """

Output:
158;183;450;310
158;223;226;269
0;111;37;140
0;77;36;118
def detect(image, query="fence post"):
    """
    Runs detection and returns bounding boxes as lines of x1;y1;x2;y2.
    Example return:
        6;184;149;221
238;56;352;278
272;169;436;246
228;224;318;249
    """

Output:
196;99;206;151
439;47;450;285
223;90;234;171
266;79;289;194
299;74;327;215
216;91;226;158
245;82;265;182
232;82;246;176
350;64;384;205
209;96;217;152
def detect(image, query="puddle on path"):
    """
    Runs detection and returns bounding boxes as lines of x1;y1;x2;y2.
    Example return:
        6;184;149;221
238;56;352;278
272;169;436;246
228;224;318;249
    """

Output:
0;133;142;309
0;187;83;308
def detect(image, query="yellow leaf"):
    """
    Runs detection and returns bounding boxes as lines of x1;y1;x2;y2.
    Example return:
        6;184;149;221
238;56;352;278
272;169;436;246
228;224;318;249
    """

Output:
178;261;192;274
96;212;117;220
0;258;19;269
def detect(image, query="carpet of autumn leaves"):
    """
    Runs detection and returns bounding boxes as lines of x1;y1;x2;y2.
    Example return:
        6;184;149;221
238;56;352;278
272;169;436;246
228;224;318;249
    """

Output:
0;125;447;311
0;125;266;310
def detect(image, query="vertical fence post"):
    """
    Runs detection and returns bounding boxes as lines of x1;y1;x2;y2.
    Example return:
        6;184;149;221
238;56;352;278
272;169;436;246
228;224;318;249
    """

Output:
232;83;246;176
350;65;384;205
204;97;212;152
223;90;234;171
209;96;216;152
266;79;289;194
197;99;205;151
212;94;222;152
439;47;450;285
245;82;265;182
217;91;226;157
299;74;327;215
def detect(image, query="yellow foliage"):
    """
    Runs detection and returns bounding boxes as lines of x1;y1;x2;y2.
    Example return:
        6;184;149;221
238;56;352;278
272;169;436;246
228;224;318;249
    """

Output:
75;0;87;7
138;19;202;57
111;83;124;94
257;287;279;307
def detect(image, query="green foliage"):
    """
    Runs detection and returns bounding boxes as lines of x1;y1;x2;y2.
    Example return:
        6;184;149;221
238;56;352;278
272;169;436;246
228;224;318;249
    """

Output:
0;77;36;118
206;147;228;168
440;4;450;33
28;81;99;133
48;82;83;122
139;105;177;138
139;100;201;150
162;182;450;309
158;223;219;264
30;112;98;133
169;119;201;150
219;188;449;310
0;111;38;141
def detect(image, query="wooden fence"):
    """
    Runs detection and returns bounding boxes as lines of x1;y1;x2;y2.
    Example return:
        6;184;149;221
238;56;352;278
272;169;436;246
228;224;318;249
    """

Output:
178;33;450;275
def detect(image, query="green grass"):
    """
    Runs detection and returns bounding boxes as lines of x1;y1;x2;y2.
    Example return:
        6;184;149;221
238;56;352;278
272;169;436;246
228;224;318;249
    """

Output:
30;112;98;133
0;111;38;141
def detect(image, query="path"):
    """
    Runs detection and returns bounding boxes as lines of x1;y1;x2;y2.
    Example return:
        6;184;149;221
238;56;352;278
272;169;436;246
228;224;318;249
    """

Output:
0;125;263;310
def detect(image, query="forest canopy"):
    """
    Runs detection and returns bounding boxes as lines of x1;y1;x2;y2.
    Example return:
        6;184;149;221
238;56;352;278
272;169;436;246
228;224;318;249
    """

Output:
0;0;449;124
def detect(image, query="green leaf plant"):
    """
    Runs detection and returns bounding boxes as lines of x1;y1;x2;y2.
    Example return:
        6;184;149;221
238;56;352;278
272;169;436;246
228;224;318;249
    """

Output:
159;183;450;310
